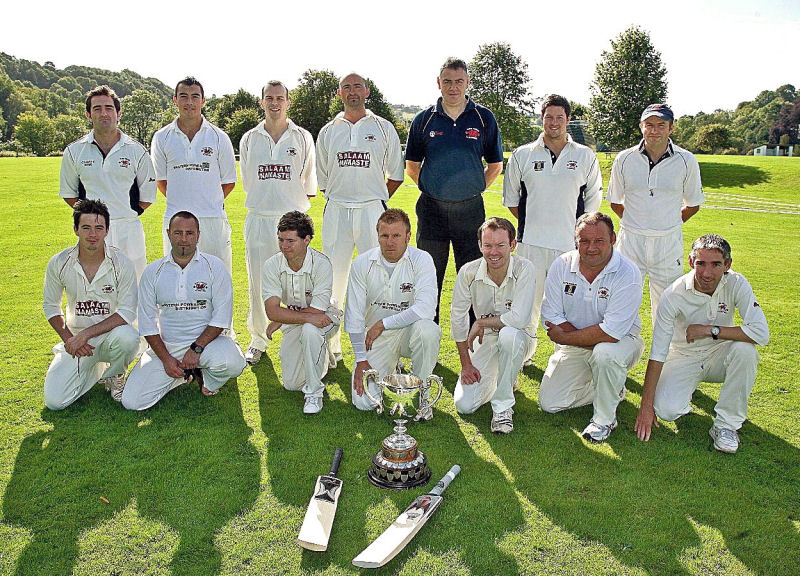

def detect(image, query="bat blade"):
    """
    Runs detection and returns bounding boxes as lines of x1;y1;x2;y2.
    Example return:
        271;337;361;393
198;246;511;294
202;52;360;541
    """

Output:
298;448;343;551
352;464;460;568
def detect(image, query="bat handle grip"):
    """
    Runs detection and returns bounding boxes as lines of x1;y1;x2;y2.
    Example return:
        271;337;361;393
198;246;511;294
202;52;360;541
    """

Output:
330;447;344;476
430;464;461;497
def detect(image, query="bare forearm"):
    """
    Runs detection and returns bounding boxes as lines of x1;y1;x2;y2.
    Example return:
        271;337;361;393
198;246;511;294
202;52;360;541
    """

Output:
193;325;224;347
610;202;624;218
485;163;502;188
75;313;126;341
640;360;664;408
266;303;325;325
406;161;421;185
508;206;519;219
455;341;473;369
222;183;235;198
681;205;700;222
48;316;73;343
386;179;403;198
556;323;617;347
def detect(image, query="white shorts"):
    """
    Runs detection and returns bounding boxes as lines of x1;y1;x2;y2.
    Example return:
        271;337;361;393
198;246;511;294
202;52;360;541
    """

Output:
515;243;563;357
108;217;147;279
243;212;281;351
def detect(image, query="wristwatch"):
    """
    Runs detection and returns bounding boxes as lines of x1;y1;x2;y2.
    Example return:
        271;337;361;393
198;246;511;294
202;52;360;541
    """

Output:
710;326;720;340
190;342;205;354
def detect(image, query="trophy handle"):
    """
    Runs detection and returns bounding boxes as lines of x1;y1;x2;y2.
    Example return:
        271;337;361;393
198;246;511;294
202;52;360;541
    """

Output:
425;374;443;408
362;368;383;413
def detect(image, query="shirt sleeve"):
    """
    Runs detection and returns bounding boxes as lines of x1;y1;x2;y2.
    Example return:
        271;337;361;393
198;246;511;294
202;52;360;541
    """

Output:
606;153;625;204
681;151;704;207
449;266;473;342
598;262;643;340
137;266;160;337
315;125;330;193
302;130;318;197
59;147;80;199
733;275;769;346
540;258;568;327
382;250;437;329
261;256;283;303
43;254;66;320
404;109;426;163
309;254;333;311
135;147;157;204
344;257;368;334
349;332;368;362
482;109;504;164
649;291;678;362
502;150;522;208
114;253;138;326
150;131;167;181
500;259;536;330
583;152;603;213
208;258;234;329
385;121;405;181
218;131;238;184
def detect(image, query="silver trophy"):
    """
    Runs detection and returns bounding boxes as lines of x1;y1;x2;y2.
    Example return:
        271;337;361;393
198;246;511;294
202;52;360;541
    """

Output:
362;369;443;489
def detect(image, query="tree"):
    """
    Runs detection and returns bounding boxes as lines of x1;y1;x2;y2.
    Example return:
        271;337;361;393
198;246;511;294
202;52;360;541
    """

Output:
693;124;731;154
14;112;56;156
119;89;163;145
289;69;339;140
769;96;800;145
209;89;260;133
52;114;87;151
469;42;535;148
588;26;668;150
226;108;261;153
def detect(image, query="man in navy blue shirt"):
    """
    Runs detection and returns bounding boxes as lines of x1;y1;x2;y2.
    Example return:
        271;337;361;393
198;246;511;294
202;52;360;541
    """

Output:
405;57;504;322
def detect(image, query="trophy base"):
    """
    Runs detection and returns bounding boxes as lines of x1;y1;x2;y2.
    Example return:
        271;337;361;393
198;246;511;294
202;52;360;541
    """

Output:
367;448;431;490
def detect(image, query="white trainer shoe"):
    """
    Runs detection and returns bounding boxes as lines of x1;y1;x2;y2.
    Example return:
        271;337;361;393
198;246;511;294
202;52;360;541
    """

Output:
491;408;514;434
582;418;617;443
304;396;323;415
709;426;739;453
245;347;263;366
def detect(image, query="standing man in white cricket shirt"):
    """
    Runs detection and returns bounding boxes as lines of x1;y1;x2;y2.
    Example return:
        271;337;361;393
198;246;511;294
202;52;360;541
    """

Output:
239;80;317;366
451;218;536;434
345;209;441;413
122;211;245;410
503;94;602;363
151;76;237;274
539;212;644;443
43;199;140;409
60;85;156;279
316;72;404;365
607;103;704;324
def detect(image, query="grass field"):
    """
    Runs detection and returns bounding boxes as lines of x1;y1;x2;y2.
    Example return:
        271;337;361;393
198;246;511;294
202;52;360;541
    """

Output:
0;155;798;576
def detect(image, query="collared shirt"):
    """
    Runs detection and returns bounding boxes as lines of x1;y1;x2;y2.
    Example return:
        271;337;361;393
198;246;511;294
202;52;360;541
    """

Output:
344;245;437;333
316;110;404;205
43;244;137;333
137;250;233;345
60;130;157;220
150;116;237;219
261;246;333;311
450;255;537;341
606;139;704;235
503;134;603;252
650;270;769;362
541;249;643;340
240;119;317;216
405;96;503;202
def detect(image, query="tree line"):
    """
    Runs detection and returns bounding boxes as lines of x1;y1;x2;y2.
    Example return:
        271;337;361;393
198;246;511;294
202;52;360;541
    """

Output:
1;31;797;158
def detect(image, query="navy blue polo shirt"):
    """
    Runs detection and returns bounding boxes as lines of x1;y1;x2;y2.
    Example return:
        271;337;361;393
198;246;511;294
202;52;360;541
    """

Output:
405;97;503;202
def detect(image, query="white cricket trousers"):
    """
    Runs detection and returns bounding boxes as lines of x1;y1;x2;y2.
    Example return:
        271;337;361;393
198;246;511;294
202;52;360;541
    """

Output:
351;319;441;411
280;320;339;398
515;243;563;360
539;334;644;425
44;325;141;410
322;199;384;357
122;337;245;410
163;215;233;275
616;228;683;326
108;217;147;280
243;212;281;352
454;326;535;414
653;341;759;430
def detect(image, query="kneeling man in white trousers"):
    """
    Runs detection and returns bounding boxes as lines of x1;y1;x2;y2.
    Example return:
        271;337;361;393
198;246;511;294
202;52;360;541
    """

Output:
451;218;536;434
540;212;645;442
635;234;769;453
262;211;339;414
123;211;244;410
345;209;441;413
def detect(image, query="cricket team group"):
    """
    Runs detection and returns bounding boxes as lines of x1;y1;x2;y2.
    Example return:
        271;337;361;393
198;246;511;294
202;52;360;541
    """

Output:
43;57;769;454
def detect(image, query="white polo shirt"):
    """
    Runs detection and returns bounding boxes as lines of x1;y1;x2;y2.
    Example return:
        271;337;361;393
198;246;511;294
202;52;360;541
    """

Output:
541;249;643;340
43;244;137;333
503;134;603;252
150;117;237;219
261;247;333;311
344;245;437;333
138;250;233;345
650;270;769;362
240;119;317;216
607;140;704;235
316;110;404;206
60;131;157;220
451;255;537;341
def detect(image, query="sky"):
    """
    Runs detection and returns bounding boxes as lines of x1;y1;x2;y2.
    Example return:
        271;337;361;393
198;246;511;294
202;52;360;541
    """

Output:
3;0;799;116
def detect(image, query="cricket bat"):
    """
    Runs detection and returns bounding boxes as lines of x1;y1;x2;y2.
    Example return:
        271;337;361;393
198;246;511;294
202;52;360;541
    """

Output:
352;464;461;568
298;447;344;551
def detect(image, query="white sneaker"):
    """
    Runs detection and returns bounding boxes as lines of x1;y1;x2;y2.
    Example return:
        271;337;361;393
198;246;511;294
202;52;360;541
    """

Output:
304;396;323;415
245;347;263;366
709;426;739;453
582;418;617;443
491;408;514;434
100;374;126;402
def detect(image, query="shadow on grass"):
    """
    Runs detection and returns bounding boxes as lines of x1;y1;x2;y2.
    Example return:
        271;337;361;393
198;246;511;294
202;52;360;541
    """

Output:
698;162;769;189
2;379;259;576
484;375;800;575
257;359;524;574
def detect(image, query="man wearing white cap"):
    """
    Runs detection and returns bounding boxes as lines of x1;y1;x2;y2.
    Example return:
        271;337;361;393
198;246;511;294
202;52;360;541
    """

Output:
607;103;704;324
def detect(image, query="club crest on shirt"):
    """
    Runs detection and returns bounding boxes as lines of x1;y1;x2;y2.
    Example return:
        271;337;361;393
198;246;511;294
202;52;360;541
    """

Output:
75;300;111;316
718;302;729;314
258;164;291;180
118;157;131;168
400;282;413;293
305;290;313;299
598;287;611;299
563;282;577;295
566;160;578;170
465;127;480;140
81;160;94;167
337;151;370;168
287;147;297;156
364;134;377;142
429;130;444;138
101;284;114;294
201;147;213;156
193;281;208;292
533;161;545;172
505;299;513;310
